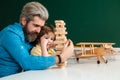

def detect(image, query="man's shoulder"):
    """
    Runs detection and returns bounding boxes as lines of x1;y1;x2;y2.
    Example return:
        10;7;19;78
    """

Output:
1;23;23;34
0;22;24;40
6;23;22;32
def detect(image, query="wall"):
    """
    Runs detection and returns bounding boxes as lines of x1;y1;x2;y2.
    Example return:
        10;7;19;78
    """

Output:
0;0;120;46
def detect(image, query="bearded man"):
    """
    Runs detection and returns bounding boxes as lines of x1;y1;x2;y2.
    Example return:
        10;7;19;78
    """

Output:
0;1;74;78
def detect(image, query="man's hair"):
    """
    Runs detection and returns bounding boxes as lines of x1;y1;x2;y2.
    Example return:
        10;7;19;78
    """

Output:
20;1;49;23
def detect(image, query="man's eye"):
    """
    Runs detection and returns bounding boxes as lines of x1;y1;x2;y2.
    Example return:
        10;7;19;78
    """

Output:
33;24;42;27
34;24;40;27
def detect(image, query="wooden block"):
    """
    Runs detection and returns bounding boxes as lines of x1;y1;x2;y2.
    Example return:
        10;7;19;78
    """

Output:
55;32;67;35
54;40;67;44
55;27;66;31
55;20;65;25
55;45;64;49
56;36;67;40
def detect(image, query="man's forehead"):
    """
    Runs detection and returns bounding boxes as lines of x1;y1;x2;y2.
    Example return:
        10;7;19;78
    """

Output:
32;16;45;26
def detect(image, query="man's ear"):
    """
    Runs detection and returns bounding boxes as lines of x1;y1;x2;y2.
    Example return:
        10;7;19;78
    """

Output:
21;17;26;26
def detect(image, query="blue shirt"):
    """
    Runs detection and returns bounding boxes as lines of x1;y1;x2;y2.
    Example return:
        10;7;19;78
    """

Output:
0;23;56;77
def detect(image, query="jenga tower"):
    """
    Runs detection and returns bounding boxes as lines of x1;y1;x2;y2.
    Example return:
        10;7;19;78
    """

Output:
54;20;68;68
54;20;68;55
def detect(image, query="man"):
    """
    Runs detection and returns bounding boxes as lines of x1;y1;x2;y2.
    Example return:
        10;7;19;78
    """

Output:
0;2;74;77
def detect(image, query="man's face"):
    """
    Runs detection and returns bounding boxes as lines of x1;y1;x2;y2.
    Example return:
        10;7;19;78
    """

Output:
23;16;45;42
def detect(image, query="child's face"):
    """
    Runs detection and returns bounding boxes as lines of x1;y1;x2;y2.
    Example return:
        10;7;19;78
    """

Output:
41;32;55;47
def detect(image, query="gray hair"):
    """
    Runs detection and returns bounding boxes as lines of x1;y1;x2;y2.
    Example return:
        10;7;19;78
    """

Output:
20;1;49;22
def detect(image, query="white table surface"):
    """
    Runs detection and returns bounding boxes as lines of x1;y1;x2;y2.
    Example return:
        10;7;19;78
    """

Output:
1;48;120;80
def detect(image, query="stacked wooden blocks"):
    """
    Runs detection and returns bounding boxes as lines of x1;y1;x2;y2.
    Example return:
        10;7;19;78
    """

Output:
54;20;67;54
54;20;68;67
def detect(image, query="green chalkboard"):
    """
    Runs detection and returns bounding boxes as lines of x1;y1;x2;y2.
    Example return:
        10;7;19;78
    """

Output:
0;0;120;47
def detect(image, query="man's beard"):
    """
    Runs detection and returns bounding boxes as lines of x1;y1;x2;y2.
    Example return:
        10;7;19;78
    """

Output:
23;24;39;42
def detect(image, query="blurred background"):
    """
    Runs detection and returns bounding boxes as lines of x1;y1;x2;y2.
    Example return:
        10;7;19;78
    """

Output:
0;0;120;47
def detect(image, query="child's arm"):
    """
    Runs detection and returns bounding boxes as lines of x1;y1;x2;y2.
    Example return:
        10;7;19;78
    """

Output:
40;36;49;56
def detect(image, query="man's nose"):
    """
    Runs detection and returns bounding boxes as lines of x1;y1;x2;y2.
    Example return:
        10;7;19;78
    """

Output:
35;27;41;33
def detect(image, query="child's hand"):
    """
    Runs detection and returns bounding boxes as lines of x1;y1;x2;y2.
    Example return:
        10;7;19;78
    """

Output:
40;36;49;47
40;36;49;56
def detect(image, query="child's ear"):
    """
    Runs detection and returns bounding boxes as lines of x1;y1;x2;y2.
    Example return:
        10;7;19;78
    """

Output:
21;17;26;26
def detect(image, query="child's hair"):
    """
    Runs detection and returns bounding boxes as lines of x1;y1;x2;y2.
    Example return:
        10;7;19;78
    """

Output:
32;24;55;46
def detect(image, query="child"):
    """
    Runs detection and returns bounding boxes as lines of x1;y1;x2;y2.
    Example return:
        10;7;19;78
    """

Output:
31;24;56;56
31;24;67;68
